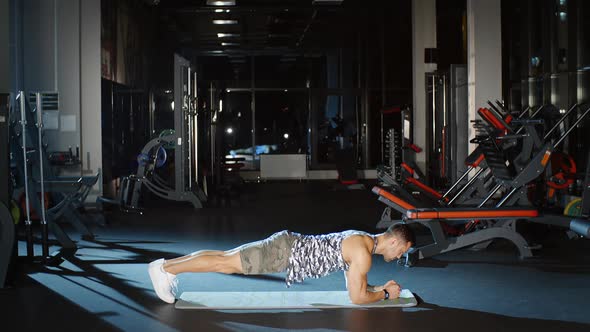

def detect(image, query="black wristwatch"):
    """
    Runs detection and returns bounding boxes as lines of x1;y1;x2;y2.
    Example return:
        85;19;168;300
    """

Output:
383;289;390;300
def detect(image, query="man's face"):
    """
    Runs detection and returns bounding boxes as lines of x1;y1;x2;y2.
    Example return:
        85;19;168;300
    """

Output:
384;236;412;262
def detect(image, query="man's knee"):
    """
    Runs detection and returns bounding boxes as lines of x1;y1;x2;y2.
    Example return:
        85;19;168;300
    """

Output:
219;252;243;274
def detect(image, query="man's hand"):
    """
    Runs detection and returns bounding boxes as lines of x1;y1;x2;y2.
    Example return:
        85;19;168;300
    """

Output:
367;281;402;298
383;280;402;299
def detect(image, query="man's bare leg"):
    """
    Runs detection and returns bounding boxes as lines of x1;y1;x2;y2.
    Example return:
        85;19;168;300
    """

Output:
163;249;243;275
164;250;225;265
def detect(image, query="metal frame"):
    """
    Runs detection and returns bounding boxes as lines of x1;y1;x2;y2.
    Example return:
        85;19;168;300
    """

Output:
407;218;533;261
583;150;590;217
174;54;191;197
10;91;98;253
448;65;468;183
118;54;207;211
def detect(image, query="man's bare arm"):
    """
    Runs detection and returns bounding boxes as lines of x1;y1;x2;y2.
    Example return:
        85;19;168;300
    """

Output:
366;284;383;292
345;250;388;304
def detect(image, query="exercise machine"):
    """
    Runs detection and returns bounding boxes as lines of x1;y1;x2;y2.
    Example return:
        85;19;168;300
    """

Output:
98;54;207;212
10;91;99;257
376;102;548;227
373;102;590;265
380;102;558;209
425;66;469;187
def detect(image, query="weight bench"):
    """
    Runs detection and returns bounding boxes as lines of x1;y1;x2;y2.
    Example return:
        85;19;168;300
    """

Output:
374;103;590;264
404;207;539;220
372;186;540;264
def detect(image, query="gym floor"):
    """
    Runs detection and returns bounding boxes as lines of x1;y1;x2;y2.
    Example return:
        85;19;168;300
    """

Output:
2;181;590;332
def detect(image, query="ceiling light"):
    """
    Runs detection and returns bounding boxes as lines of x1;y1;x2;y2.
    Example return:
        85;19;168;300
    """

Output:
221;42;239;46
213;19;238;25
215;9;223;12
217;33;240;38
207;0;236;6
312;0;343;4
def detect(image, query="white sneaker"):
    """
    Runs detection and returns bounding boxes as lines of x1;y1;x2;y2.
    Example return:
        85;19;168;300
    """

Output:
148;258;178;303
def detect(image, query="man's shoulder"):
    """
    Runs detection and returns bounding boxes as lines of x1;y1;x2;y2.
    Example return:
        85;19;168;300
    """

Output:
342;235;373;256
343;231;373;243
343;238;373;270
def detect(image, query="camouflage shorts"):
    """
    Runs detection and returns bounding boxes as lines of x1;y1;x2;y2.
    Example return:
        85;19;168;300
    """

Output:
239;230;296;275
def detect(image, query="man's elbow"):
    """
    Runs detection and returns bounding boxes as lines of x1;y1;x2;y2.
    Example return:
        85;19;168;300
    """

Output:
349;294;372;305
350;297;365;305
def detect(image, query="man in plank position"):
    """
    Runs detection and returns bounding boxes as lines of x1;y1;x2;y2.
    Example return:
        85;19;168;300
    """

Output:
148;223;415;304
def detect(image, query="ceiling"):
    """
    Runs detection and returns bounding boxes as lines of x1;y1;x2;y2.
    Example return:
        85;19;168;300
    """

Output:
150;0;371;56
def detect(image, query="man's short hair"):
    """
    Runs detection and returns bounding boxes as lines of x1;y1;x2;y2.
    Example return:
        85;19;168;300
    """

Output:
386;222;415;245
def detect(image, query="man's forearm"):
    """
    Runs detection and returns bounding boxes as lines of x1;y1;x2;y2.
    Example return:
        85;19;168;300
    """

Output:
366;284;384;292
350;287;387;304
357;289;387;304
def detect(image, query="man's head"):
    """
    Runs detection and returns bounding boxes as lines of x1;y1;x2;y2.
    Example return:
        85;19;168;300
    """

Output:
382;223;415;262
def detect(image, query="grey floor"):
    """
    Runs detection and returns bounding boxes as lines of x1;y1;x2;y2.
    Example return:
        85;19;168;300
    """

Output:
2;181;590;332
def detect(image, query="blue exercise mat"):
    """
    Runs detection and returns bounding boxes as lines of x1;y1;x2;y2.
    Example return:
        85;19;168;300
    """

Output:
175;289;418;309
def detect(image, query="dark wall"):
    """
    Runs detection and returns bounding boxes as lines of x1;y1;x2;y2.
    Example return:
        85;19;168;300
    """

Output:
436;0;467;72
101;0;160;89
